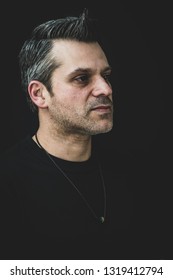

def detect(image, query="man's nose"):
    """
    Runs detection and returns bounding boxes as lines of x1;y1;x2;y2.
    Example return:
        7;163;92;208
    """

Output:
92;77;112;97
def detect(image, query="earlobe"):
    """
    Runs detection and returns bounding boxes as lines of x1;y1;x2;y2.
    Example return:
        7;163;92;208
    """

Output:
28;81;48;109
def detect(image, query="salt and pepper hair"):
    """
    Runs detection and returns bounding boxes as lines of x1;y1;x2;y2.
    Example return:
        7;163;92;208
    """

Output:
19;8;100;112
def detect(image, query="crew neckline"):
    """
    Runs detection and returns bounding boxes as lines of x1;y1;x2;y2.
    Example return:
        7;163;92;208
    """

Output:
26;134;99;172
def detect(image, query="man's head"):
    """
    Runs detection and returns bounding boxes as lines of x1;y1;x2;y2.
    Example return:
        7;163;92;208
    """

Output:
19;9;113;136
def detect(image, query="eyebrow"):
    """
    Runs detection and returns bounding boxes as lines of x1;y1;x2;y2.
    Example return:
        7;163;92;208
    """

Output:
68;66;112;78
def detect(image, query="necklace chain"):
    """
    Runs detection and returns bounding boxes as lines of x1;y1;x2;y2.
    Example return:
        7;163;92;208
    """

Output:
35;133;106;223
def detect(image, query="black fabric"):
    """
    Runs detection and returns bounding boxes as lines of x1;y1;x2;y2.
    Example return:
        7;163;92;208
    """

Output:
0;135;170;260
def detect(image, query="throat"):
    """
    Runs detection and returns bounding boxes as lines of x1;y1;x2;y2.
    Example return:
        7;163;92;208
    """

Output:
33;133;92;162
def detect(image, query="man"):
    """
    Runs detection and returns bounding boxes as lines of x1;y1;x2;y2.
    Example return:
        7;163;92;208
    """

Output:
0;9;140;260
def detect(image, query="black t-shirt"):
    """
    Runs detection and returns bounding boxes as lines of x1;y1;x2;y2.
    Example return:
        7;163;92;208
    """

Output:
0;135;169;259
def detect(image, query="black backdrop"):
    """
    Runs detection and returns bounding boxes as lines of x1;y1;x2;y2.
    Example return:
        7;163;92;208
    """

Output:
1;1;172;227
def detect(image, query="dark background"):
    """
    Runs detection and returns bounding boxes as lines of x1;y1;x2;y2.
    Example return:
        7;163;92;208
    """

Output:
0;1;171;208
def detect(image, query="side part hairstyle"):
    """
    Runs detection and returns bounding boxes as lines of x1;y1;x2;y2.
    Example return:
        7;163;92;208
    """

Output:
18;8;100;111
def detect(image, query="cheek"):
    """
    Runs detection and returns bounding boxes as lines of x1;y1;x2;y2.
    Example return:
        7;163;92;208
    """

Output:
50;95;78;113
50;85;88;111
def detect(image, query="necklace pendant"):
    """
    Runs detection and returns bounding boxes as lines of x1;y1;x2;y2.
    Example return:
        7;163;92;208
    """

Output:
99;216;105;223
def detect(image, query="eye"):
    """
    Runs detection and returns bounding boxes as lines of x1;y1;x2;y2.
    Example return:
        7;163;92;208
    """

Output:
103;73;112;84
74;75;89;83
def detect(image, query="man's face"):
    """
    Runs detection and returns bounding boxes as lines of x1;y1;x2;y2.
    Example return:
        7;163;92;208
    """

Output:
48;40;113;136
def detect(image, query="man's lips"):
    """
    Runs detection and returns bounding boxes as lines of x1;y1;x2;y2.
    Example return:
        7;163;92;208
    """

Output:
91;105;112;113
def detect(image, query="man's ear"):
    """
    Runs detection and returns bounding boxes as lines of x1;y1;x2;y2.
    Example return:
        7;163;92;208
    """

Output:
28;81;48;109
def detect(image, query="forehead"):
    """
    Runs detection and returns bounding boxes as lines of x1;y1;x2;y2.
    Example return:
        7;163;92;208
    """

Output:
52;39;109;70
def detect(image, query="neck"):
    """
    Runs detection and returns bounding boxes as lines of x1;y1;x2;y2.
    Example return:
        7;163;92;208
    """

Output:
33;128;92;162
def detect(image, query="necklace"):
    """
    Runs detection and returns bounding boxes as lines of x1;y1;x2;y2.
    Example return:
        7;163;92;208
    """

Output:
34;133;106;224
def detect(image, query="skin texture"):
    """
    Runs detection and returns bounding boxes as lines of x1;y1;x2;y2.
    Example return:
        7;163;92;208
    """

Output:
29;40;113;161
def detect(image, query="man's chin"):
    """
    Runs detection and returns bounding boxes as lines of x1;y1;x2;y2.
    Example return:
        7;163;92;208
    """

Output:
91;124;113;135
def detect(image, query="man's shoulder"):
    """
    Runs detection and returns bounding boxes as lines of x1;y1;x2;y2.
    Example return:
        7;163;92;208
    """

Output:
0;135;33;167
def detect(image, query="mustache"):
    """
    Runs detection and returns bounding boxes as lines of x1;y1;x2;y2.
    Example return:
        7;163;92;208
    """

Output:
88;96;113;109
